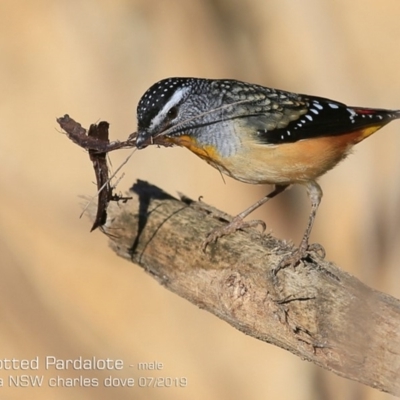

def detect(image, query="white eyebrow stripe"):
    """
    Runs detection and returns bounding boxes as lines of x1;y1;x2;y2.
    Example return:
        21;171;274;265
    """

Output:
149;87;190;131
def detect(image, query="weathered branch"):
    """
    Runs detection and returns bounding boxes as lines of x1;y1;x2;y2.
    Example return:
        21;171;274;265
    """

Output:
99;181;400;396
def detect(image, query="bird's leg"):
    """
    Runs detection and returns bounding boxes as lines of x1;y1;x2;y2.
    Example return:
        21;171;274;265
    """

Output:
298;181;323;253
202;184;289;251
274;180;325;274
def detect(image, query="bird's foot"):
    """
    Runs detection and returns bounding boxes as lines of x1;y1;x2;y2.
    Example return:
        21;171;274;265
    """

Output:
202;216;266;252
273;242;325;275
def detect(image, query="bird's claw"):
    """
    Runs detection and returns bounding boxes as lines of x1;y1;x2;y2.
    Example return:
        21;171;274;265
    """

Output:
202;217;266;252
307;242;326;259
273;242;326;275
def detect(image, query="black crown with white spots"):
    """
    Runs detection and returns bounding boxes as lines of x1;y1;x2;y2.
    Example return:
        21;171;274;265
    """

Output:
137;78;200;130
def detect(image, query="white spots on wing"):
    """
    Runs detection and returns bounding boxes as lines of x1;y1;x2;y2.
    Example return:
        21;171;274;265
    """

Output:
328;103;339;109
310;108;319;114
313;102;323;110
377;115;383;120
347;108;357;118
273;129;293;142
305;115;313;121
347;108;357;123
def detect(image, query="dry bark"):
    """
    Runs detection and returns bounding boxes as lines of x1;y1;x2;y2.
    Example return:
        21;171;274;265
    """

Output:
98;180;400;397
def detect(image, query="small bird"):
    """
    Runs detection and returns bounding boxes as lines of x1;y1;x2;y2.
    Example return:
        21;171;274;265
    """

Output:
135;77;400;265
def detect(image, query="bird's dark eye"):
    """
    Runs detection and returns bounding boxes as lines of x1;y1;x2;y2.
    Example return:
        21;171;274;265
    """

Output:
167;106;178;120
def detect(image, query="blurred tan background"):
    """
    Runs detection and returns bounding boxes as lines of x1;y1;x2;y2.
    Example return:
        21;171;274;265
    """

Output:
1;0;400;399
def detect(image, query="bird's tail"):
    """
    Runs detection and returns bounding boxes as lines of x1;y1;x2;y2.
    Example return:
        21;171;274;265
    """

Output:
349;107;400;142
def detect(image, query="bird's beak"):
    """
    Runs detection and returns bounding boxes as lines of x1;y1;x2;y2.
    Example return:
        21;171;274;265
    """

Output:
135;130;151;149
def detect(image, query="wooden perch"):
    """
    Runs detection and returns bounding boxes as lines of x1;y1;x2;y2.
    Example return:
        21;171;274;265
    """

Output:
100;181;400;396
